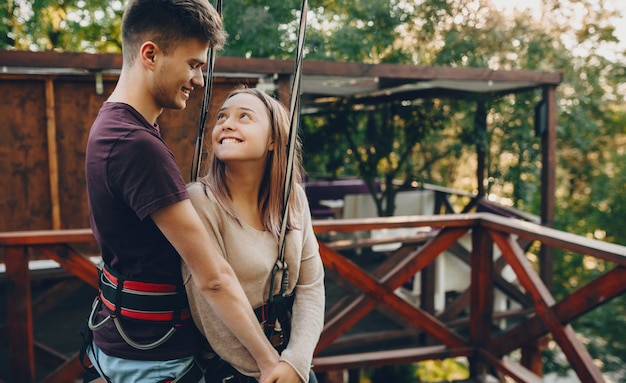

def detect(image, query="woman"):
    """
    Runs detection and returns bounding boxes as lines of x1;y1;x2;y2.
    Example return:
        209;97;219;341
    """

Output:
182;86;325;383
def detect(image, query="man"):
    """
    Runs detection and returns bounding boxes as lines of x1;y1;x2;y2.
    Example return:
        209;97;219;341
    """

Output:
84;1;279;382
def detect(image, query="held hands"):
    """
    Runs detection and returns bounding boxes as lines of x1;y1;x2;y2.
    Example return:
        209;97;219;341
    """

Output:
257;350;280;383
260;361;302;383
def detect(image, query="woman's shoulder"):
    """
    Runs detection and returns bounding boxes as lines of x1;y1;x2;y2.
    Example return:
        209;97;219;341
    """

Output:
186;181;231;227
187;181;219;206
187;181;206;198
293;183;309;206
293;183;313;217
294;183;306;198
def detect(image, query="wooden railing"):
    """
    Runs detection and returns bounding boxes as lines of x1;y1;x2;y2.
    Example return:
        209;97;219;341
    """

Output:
0;229;97;383
1;214;625;382
310;213;626;383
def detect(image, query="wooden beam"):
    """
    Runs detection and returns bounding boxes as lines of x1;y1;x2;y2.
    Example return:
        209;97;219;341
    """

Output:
317;229;469;352
5;246;36;383
447;241;533;307
318;228;467;351
313;345;473;372
479;349;544;383
45;79;61;230
475;101;487;197
325;231;434;251
34;342;68;369
0;51;563;85
478;213;626;265
469;226;493;378
0;50;123;71
419;262;436;317
33;245;99;289
490;232;605;382
323;243;427;335
32;279;86;320
0;229;94;246
540;85;558;292
521;337;549;377
39;353;84;383
489;265;626;356
437;288;471;322
275;74;291;107
313;214;480;235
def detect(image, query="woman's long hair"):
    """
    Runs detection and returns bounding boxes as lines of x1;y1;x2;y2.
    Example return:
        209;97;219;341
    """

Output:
201;86;303;240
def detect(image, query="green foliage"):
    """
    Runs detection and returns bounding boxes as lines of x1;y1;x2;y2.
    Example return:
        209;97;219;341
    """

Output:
1;0;123;52
305;0;413;63
221;0;301;58
415;359;469;382
302;97;454;216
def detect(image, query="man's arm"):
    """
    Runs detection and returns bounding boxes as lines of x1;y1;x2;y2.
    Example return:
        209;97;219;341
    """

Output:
152;199;279;381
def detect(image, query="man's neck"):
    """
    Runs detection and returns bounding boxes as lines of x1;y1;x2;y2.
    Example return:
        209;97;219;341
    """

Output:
108;69;162;124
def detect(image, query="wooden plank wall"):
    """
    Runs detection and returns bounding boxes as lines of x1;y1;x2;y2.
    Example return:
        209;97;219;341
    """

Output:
0;73;258;232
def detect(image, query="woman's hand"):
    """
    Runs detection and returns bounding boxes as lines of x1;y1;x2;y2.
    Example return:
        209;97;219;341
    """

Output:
262;361;302;383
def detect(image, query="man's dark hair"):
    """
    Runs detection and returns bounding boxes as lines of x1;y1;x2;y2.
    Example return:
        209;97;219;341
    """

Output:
121;0;225;65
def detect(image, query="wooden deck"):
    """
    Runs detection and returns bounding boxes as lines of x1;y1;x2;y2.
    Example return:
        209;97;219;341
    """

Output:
1;213;625;383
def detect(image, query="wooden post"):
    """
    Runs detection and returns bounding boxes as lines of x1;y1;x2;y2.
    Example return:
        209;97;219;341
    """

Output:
275;74;291;108
45;79;61;230
539;85;557;292
5;245;36;383
469;226;493;379
420;263;436;345
521;337;548;377
475;100;487;198
527;84;558;376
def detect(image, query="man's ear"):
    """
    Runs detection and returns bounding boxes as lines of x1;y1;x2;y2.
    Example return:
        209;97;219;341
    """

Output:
140;42;158;68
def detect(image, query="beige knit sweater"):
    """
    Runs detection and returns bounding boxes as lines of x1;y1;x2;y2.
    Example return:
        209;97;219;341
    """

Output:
182;182;325;382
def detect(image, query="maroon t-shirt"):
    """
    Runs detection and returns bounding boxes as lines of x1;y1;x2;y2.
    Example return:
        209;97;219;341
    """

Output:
85;102;200;360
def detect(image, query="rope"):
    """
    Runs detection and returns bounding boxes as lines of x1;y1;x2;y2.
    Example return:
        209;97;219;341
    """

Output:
270;0;308;300
191;0;223;182
188;0;308;299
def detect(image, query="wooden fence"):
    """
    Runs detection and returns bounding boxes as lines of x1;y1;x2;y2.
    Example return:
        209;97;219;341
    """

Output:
0;72;258;233
1;212;625;382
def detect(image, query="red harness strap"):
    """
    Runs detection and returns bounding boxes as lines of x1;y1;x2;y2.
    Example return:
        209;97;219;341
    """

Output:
99;264;190;323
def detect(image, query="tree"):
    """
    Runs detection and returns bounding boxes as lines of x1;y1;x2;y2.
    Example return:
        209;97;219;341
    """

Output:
1;0;122;52
220;0;301;58
303;97;456;216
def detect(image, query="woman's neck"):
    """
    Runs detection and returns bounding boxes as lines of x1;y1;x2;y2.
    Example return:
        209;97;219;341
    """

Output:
225;166;265;230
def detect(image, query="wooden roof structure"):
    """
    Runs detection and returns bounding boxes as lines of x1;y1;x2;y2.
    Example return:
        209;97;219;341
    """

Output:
0;49;562;234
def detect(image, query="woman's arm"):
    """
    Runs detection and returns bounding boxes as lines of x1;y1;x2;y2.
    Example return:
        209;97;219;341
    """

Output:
279;186;326;382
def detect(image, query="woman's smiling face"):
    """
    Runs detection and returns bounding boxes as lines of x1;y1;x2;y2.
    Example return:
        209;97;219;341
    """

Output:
212;92;275;163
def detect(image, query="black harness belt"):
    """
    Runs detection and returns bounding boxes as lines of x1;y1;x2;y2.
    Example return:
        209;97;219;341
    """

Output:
98;264;190;322
87;264;190;351
254;293;295;352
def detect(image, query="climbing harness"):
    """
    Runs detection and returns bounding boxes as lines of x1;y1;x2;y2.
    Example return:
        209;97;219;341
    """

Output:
81;264;198;383
88;264;191;349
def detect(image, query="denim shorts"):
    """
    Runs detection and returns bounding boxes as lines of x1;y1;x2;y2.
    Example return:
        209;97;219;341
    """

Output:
88;342;203;383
